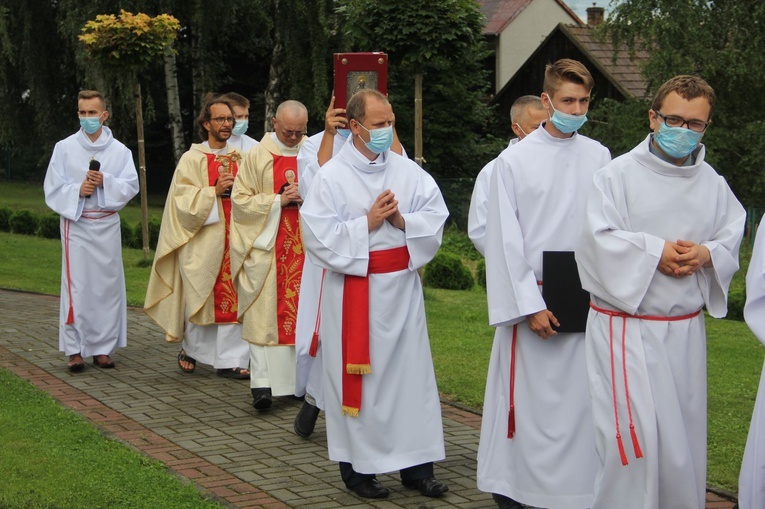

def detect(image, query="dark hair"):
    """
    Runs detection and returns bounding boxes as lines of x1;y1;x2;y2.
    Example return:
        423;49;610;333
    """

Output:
219;92;250;109
196;93;234;141
78;90;106;110
651;75;716;118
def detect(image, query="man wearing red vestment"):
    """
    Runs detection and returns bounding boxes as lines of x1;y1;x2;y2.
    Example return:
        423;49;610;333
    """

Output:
231;100;308;409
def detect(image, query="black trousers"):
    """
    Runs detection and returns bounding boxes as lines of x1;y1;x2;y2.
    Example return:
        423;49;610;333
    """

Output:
340;461;433;488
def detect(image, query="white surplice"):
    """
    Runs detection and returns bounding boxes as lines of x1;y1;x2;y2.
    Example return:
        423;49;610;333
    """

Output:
294;131;348;405
467;138;517;256
44;127;139;357
737;217;765;509
300;137;448;474
576;135;745;509
478;125;610;509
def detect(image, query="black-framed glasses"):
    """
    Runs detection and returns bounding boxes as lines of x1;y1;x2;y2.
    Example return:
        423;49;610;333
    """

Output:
654;110;709;133
280;128;306;138
211;116;235;125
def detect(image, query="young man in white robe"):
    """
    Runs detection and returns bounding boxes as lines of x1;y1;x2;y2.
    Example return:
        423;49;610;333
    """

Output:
477;59;610;509
218;92;259;153
300;89;449;499
293;95;404;437
738;218;765;509
576;75;745;509
468;95;547;255
145;97;250;380
44;90;139;372
230;100;308;410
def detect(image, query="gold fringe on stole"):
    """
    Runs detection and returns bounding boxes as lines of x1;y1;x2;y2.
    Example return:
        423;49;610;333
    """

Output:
346;364;372;375
342;405;360;417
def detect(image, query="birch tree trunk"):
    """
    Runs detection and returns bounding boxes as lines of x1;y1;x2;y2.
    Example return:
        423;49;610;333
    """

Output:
163;46;185;165
263;0;285;132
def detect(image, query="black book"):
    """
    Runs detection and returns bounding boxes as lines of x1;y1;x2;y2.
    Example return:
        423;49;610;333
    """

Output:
541;251;590;333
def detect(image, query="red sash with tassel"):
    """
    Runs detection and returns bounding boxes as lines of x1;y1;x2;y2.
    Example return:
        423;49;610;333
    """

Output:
206;153;238;323
341;246;410;417
272;154;304;344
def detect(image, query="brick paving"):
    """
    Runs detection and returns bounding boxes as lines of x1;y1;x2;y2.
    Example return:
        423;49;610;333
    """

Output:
0;289;737;508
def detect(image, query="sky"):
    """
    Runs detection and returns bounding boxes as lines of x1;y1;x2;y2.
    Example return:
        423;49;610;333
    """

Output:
564;0;622;21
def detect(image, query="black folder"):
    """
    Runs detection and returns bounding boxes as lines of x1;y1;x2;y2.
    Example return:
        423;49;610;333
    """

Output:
542;251;590;333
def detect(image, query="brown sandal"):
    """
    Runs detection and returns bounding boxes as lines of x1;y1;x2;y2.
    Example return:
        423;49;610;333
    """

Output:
177;350;196;373
93;355;115;369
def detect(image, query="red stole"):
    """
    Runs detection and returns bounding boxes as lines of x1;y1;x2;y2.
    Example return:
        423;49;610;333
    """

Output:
342;246;410;417
205;153;238;323
272;154;304;345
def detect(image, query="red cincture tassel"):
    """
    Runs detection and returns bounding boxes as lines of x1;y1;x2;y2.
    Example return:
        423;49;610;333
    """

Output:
630;424;643;459
309;332;319;357
66;307;74;325
616;432;628;466
507;324;518;439
507;406;515;438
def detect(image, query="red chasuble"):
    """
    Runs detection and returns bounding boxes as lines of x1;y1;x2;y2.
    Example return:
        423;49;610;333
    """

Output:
206;152;239;323
272;154;305;345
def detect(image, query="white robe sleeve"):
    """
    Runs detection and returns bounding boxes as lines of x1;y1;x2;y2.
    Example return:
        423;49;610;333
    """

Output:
43;142;86;221
745;218;765;344
697;180;746;317
484;156;547;327
575;170;664;315
467;159;494;256
401;171;449;270
300;172;371;277
96;148;139;211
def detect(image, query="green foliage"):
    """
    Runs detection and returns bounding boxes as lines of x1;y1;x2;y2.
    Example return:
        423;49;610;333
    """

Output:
440;223;481;261
581;97;651;158
120;217;135;248
134;216;162;251
602;0;765;207
0;206;11;231
336;0;498;179
424;251;474;290
9;209;37;235
476;257;486;289
36;212;60;239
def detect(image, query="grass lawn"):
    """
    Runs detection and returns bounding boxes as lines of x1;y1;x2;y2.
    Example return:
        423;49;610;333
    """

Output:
0;180;762;492
0;368;223;508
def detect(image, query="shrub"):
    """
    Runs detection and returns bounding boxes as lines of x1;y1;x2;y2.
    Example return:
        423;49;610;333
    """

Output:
37;213;61;239
120;218;136;248
424;251;474;290
132;217;162;251
9;209;38;236
727;286;745;322
441;223;481;261
0;206;12;231
476;257;486;289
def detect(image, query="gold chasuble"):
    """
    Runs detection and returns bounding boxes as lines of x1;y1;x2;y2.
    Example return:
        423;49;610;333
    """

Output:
145;144;242;342
230;134;306;346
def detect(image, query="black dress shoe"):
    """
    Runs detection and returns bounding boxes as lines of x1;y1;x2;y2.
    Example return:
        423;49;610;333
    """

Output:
347;477;389;498
492;493;524;509
402;477;449;497
294;400;321;437
251;388;272;409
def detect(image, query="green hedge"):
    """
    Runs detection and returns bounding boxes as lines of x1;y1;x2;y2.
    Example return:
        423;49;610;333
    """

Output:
37;213;61;239
0;206;11;232
9;209;38;235
424;251;474;290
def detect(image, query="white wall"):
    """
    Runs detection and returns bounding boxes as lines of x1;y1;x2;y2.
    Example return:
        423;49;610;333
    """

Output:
495;0;578;92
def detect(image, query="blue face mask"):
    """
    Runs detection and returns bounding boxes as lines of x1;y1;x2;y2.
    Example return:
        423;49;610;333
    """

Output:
653;122;703;159
336;128;351;139
80;115;103;135
232;119;249;136
546;94;588;133
357;123;393;154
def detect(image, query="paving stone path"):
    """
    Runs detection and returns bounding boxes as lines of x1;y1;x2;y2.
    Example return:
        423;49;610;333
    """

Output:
0;289;736;508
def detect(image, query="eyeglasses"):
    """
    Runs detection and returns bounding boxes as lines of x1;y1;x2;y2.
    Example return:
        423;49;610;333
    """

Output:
211;116;235;125
654;110;709;133
280;128;306;138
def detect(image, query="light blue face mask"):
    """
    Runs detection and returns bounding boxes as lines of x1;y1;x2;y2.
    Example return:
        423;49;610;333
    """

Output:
336;128;351;139
654;122;703;159
80;115;103;135
232;119;249;136
357;123;393;154
546;94;588;133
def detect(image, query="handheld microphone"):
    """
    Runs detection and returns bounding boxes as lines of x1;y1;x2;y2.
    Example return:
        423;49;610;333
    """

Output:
86;159;100;197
